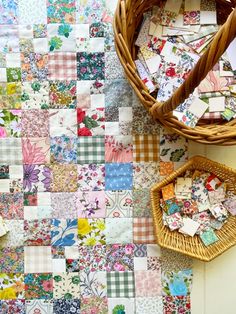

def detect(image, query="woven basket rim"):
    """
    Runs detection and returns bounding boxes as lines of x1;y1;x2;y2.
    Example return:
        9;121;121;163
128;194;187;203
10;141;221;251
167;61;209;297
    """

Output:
150;155;236;261
113;0;236;145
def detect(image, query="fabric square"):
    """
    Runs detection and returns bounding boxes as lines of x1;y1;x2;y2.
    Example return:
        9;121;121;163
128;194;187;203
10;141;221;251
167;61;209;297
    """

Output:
105;52;124;80
21;110;49;137
23;164;51;192
200;229;219;246
105;105;119;122
77;164;105;191
52;246;65;259
51;219;78;246
136;297;163;314
53;273;80;299
0;220;24;247
0;82;22;109
53;299;81;314
24;246;52;273
76;0;105;24
162;269;193;296
133;218;155;244
77;191;106;218
80;270;106;298
0;273;24;300
48;24;75;52
134;244;147;257
50;164;78;192
107;271;135;298
135;270;161;297
162;183;175;201
51;192;77;219
105;218;133;244
78;136;105;164
0;25;19;52
106;244;134;272
80;297;107;314
105;163;133;191
105;135;133;163
24;219;51;246
48;52;77;80
0;247;24;273
78;245;106;272
49;81;76;108
22;138;50;164
47;0;76;24
147;256;162;271
1;300;25;313
132;106;160;135
25;273;53;299
66;259;79;272
77;108;105;136
163;296;191;314
133;135;159;162
21;81;49;109
21;53;48;81
19;0;47;24
78;218;106;246
77;52;105;80
184;11;200;25
26;300;53;314
133;162;159;189
0;1;19;24
0;192;23;219
108;298;135;314
133;189;151;217
105;79;132;108
50;136;77;164
6;68;21;82
49;109;77;136
160;129;188;162
52;257;66;273
105;190;133;218
0;138;22;164
160;161;174;176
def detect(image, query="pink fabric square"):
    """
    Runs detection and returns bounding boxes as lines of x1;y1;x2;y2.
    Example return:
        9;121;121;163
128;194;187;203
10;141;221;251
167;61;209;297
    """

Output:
77;191;106;218
135;270;162;297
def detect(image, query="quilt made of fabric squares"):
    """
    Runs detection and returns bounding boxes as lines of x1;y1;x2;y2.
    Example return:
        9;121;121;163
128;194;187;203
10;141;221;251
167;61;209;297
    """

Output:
0;0;193;313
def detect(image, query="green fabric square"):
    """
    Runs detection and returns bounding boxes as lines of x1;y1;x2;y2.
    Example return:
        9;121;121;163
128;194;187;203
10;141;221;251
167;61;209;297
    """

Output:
77;136;105;164
200;229;219;246
107;271;135;298
6;68;21;82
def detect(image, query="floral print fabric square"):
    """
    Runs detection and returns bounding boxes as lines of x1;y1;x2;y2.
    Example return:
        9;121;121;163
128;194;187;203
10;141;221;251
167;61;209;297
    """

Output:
80;270;106;298
47;0;76;24
23;164;51;192
0;192;23;219
78;218;106;246
0;0;19;24
21;81;49;109
77;164;105;191
0;247;24;273
21;53;48;81
162;269;193;296
21;110;49;137
48;24;76;52
0;109;21;137
50;164;77;192
106;244;134;272
49;109;77;136
51;219;78;246
0;273;24;300
135;270;161;297
77;191;106;218
51;192;77;219
22;137;50;164
78;245;106;272
49;81;76;108
53;273;80;299
24;219;51;246
77;108;105;136
53;299;81;314
105;190;133;218
77;52;105;80
50;136;77;164
163;296;191;314
24;273;53;299
105;135;133;163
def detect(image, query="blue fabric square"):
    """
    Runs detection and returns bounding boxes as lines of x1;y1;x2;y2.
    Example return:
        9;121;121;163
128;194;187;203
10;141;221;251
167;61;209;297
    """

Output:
105;163;133;190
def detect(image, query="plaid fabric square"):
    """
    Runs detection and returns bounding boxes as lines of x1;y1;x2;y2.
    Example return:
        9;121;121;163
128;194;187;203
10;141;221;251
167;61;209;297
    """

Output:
48;53;77;80
107;271;135;298
77;136;105;164
0;138;22;164
133;218;155;244
133;135;159;162
24;246;52;273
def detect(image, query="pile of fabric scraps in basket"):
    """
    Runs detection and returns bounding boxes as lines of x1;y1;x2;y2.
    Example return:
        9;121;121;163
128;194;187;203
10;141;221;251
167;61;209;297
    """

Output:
160;170;236;246
135;0;236;127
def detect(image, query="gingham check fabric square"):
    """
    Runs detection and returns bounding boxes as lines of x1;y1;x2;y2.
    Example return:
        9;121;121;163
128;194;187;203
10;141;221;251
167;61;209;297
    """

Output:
77;136;105;164
133;135;159;162
48;52;77;80
133;218;155;244
0;138;22;164
107;271;135;298
24;246;52;273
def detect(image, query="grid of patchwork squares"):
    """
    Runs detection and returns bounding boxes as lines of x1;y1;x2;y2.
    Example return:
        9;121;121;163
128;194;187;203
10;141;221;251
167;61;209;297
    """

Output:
0;0;193;313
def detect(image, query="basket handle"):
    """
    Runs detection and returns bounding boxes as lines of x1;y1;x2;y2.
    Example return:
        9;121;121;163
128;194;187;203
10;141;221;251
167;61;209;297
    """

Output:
150;8;236;118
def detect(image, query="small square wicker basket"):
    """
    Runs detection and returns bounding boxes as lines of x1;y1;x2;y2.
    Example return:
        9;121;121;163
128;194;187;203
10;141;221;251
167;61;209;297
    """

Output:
150;156;236;261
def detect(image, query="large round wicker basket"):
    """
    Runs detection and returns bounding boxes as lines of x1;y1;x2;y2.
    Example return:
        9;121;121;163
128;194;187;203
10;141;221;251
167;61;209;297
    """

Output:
113;0;236;145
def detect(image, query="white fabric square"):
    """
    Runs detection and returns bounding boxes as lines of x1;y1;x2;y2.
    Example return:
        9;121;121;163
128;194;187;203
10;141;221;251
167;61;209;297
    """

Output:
77;80;92;94
200;11;217;25
76;24;90;38
47;24;76;52
9;165;23;179
19;25;33;38
89;38;105;52
91;94;105;108
19;0;47;24
0;180;10;192
38;192;51;206
106;218;133;244
52;259;66;273
65;246;79;259
119;107;133;122
147;244;161;257
134;257;148;270
0;69;7;82
105;122;120;135
6;53;21;67
49;109;77;136
33;38;48;53
209;97;225;112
